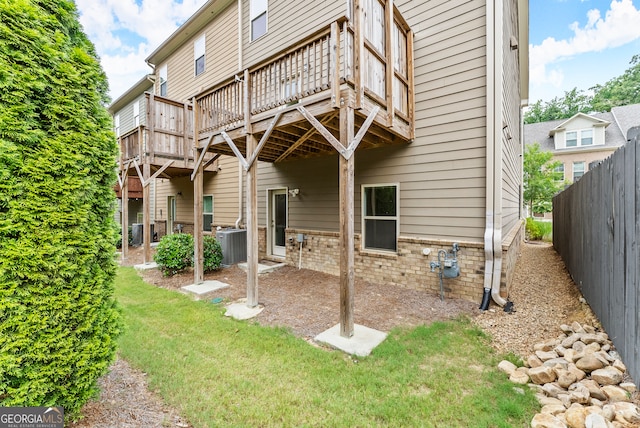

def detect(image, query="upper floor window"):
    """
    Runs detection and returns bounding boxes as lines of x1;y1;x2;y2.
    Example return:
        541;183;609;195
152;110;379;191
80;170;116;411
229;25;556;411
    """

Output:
114;114;120;137
133;100;140;127
250;0;268;41
362;184;398;252
573;161;585;182
194;34;206;76
566;129;593;148
159;64;168;96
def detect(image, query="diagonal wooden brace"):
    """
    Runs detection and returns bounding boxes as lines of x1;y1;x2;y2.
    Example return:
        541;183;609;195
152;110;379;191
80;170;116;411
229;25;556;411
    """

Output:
221;131;249;170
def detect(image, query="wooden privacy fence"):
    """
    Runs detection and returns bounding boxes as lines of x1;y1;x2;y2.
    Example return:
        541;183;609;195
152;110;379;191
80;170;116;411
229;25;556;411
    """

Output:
553;138;640;384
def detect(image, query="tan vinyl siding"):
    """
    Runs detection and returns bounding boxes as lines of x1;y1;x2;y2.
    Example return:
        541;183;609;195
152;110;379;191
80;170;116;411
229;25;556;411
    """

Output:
501;0;523;234
255;0;490;243
156;5;239;102
116;93;148;136
242;0;346;68
154;157;240;229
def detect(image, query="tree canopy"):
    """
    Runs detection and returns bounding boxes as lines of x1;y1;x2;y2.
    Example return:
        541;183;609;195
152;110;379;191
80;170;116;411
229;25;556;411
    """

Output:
523;143;564;215
524;55;640;124
0;0;121;418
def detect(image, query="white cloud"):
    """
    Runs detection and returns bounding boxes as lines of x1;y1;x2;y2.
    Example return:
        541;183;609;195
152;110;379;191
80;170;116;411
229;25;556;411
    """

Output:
76;0;208;100
530;0;640;88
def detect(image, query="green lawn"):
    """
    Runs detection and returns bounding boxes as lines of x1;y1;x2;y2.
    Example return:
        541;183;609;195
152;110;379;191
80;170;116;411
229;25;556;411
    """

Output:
115;267;539;427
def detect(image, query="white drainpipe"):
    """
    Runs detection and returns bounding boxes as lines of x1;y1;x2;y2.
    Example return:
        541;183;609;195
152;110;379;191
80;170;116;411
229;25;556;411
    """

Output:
481;0;507;309
235;160;243;228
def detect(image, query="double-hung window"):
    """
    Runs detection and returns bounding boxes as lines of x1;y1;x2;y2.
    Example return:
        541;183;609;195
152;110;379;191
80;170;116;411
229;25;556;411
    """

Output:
203;195;214;231
250;0;268;41
573;161;585;182
194;34;205;76
133;101;140;127
159;64;168;96
362;184;398;252
566;129;593;148
114;114;120;137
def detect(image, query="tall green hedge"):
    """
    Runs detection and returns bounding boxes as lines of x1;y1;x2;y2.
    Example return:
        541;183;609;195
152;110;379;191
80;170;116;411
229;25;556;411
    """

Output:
0;0;121;417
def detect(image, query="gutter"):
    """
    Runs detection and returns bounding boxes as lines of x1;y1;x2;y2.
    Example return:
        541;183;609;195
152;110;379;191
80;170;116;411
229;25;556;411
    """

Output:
481;0;507;310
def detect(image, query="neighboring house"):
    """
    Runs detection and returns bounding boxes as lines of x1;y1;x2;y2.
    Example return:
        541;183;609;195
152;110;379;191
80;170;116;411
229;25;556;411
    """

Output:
524;104;640;217
115;0;529;335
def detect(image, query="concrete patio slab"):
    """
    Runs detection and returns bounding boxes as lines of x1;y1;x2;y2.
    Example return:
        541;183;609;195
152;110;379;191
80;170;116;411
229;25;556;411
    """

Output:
134;262;158;270
225;300;264;320
181;280;230;296
238;261;287;274
314;324;388;357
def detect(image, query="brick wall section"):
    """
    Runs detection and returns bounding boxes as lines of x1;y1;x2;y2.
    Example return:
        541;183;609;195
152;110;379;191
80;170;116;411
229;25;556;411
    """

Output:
257;221;524;305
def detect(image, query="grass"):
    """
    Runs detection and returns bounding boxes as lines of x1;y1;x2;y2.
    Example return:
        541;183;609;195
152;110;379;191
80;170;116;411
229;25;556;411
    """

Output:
526;218;553;242
115;267;539;427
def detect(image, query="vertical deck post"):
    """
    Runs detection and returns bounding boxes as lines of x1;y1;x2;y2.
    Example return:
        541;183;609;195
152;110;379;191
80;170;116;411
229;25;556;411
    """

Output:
143;162;151;264
120;134;128;262
330;21;341;108
385;0;394;127
121;170;128;262
194;151;204;284
246;133;259;307
354;0;364;109
193;98;204;285
339;105;355;337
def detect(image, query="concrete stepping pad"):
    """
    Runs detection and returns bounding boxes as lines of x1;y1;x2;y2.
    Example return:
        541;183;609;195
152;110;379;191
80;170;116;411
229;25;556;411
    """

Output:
314;324;388;357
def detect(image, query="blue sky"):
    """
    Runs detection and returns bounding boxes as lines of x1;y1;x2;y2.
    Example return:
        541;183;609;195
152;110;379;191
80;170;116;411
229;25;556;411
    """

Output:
76;0;640;105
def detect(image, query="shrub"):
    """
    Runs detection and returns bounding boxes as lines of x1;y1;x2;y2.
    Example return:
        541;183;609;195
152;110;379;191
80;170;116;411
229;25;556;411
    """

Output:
526;218;553;241
203;235;223;272
0;0;121;418
154;233;194;276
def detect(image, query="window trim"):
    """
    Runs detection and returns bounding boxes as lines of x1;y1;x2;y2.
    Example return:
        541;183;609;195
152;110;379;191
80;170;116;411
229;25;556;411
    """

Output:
573;161;586;182
114;114;120;137
203;194;214;232
361;183;399;253
194;34;206;76
565;128;594;148
159;64;168;96
250;0;268;42
133;100;140;127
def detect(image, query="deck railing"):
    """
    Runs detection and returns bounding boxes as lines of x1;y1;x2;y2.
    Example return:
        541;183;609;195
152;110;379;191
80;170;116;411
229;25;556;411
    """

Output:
119;126;144;161
196;7;413;137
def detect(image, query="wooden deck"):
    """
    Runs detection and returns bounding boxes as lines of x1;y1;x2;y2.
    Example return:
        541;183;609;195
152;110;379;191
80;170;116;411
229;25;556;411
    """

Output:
193;11;414;163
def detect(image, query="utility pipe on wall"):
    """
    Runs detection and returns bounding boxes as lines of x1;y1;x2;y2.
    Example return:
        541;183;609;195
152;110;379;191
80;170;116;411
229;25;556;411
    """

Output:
235;160;243;228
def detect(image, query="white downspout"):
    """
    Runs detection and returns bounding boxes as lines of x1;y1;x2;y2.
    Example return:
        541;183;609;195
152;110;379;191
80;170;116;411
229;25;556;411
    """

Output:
482;0;507;309
234;0;243;229
235;160;243;228
491;0;507;307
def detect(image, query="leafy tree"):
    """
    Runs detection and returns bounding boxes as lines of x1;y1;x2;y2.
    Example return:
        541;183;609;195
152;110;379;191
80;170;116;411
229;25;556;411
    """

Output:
0;0;121;418
523;143;564;216
590;55;640;112
524;88;592;124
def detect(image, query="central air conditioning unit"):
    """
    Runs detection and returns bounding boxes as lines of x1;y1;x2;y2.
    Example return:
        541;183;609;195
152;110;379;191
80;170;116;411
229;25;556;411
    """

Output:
215;229;247;266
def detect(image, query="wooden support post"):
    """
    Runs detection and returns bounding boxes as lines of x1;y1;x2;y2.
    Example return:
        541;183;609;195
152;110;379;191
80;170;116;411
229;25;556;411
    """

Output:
385;0;394;126
407;29;415;140
331;21;341;108
339;105;355;338
142;162;151;264
121;171;128;262
193;96;204;285
246;133;259;307
354;0;364;109
194;149;204;285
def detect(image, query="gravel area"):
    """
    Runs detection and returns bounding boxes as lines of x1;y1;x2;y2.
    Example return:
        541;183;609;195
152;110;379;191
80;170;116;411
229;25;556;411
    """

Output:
72;241;607;426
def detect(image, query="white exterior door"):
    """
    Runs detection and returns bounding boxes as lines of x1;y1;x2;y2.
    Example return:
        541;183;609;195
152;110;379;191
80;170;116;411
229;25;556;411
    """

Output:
270;189;287;257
